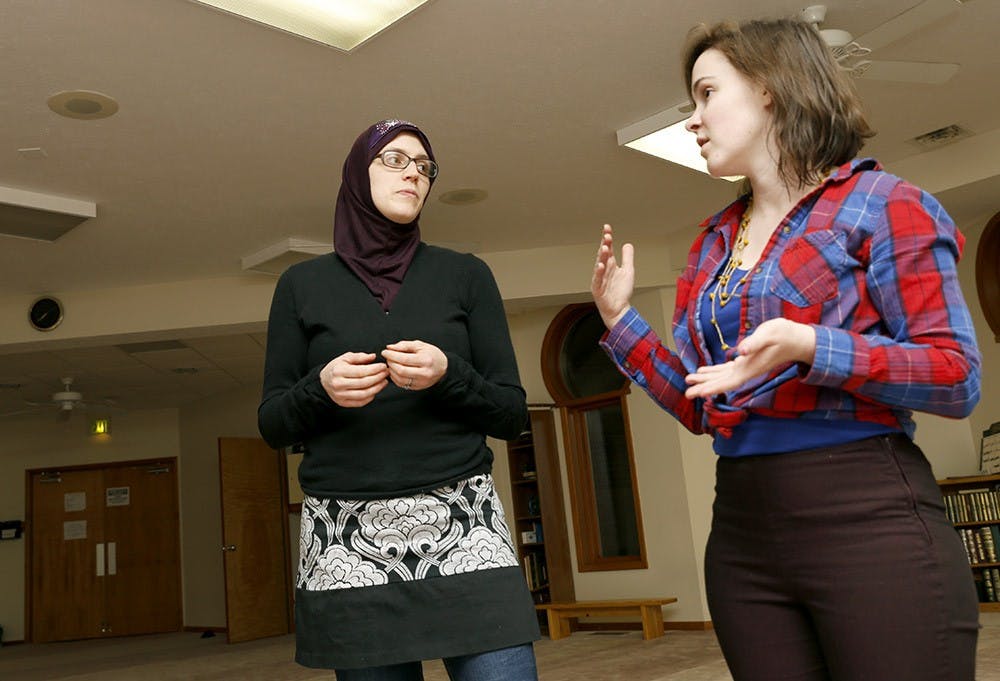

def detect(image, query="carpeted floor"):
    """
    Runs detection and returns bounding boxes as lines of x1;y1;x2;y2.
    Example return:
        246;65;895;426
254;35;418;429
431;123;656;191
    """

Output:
1;616;998;680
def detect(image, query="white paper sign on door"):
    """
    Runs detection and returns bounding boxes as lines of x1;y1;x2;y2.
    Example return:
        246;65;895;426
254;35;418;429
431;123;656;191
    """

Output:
64;492;86;512
106;486;131;507
63;520;87;540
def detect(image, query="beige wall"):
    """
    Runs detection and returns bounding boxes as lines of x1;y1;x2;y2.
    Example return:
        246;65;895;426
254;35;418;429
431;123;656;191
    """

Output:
0;408;180;642
176;385;263;628
500;292;714;623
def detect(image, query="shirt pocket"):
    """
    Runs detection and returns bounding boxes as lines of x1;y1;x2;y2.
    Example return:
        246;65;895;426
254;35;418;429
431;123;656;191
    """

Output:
769;230;847;308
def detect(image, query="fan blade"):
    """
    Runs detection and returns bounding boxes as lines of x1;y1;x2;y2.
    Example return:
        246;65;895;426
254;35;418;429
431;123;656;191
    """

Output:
859;59;959;84
855;0;961;52
0;409;38;418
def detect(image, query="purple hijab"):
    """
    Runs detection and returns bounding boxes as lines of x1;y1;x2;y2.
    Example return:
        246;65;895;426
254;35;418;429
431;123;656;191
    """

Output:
333;119;436;311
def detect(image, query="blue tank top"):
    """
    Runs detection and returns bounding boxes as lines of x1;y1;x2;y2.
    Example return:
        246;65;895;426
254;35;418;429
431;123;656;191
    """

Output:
699;268;897;457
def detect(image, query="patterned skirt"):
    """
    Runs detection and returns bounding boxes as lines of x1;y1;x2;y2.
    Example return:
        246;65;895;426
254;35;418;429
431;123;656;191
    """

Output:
294;473;540;670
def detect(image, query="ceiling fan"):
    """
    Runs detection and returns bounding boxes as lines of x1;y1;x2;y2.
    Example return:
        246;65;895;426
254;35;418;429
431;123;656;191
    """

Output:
802;0;962;84
0;377;117;421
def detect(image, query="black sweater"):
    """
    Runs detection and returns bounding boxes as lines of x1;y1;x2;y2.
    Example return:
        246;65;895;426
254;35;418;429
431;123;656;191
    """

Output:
258;244;528;499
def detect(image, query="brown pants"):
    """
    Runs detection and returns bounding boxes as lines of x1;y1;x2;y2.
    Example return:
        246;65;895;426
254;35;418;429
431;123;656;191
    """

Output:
705;433;979;681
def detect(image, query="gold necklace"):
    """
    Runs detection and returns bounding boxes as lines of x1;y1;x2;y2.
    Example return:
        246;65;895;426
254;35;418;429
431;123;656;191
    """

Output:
708;197;753;351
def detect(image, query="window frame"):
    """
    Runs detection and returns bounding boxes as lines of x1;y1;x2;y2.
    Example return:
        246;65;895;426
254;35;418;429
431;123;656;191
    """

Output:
976;210;1000;343
541;303;648;572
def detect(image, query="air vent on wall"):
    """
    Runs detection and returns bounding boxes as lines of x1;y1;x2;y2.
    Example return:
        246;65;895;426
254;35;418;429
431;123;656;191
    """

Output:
909;124;974;151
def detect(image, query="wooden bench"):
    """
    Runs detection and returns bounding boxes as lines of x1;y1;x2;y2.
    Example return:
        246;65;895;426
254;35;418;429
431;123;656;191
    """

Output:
536;598;678;640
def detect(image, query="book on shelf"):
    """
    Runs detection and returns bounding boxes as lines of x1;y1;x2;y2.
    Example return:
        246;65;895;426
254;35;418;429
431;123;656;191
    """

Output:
984;569;997;603
943;487;1000;523
521;551;548;592
960;529;975;564
980;526;998;563
974;531;987;563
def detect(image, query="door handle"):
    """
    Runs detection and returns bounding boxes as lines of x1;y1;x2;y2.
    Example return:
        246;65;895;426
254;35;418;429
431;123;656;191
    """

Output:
108;541;117;576
222;544;237;552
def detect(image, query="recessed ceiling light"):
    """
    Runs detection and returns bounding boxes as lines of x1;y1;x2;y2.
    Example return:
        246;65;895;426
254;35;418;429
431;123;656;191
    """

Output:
188;0;432;52
439;188;488;206
47;90;119;120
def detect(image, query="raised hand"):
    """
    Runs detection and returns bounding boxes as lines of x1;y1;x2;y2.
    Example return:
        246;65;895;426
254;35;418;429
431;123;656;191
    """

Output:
319;352;389;407
591;224;635;330
684;318;817;398
381;340;448;391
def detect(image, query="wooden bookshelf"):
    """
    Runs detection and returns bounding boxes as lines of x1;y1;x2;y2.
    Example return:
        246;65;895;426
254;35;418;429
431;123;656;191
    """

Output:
938;474;1000;612
506;407;575;609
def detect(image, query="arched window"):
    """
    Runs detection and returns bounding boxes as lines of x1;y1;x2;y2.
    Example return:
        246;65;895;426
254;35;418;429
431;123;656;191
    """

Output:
542;303;647;571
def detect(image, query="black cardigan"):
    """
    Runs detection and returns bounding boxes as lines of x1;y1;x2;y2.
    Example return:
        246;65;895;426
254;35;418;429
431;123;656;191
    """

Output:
258;244;528;499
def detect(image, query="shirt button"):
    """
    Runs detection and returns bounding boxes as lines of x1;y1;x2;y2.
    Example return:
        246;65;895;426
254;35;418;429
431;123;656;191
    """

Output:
782;226;791;234
623;361;634;371
755;267;762;274
744;322;752;330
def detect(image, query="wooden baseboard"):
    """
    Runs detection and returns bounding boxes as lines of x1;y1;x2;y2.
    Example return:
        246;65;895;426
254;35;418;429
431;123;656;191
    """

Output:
665;621;714;631
0;639;25;646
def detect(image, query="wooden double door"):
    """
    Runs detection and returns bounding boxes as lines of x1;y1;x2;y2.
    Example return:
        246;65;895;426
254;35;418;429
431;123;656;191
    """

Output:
27;458;182;642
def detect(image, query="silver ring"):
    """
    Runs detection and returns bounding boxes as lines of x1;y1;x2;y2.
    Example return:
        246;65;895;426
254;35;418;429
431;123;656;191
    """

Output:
404;378;413;390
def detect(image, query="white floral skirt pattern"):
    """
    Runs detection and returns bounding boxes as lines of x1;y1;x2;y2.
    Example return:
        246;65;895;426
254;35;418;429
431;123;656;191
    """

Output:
299;473;518;590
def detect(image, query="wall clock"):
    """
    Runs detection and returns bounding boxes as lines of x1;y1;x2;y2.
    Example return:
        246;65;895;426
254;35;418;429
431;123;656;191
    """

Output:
29;296;64;331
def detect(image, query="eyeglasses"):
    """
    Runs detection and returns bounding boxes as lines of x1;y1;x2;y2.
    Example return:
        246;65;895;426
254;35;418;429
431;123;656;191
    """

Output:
376;150;439;179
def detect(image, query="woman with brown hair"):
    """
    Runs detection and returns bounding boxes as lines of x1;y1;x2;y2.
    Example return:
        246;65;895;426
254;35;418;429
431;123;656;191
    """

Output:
591;17;981;681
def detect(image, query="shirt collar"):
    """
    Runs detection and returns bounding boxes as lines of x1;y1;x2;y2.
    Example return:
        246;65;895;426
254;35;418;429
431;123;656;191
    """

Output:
699;157;882;233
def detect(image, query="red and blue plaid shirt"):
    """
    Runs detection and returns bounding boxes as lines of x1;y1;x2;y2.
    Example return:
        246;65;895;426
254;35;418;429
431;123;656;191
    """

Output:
601;158;981;440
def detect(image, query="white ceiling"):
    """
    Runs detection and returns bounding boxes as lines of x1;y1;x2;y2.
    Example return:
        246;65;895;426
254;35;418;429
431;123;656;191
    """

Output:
1;0;999;417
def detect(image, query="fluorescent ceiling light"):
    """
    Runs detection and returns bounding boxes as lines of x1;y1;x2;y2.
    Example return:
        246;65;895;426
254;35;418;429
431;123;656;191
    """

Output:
0;186;97;242
617;103;742;183
242;237;332;275
189;0;432;51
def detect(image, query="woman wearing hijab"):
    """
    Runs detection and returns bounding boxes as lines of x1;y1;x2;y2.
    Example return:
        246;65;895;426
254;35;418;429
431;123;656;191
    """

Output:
259;119;540;680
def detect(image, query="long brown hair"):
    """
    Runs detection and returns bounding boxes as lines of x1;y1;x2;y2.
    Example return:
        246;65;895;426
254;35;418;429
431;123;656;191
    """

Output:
683;18;874;189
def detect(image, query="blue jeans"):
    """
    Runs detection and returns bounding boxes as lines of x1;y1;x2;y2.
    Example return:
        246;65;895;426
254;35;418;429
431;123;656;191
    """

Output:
334;643;538;681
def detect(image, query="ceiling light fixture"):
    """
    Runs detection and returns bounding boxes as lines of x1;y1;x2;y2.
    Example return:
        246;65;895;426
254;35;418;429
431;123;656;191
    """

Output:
188;0;432;52
617;103;741;183
241;237;332;275
0;185;97;242
47;90;119;120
